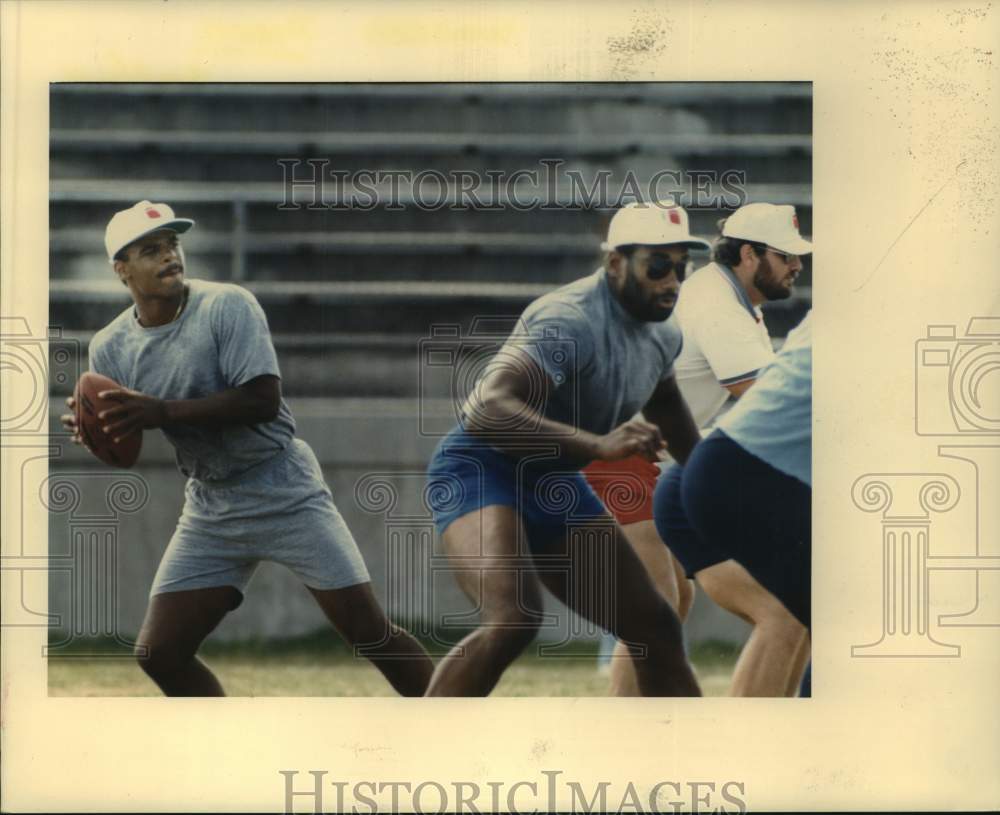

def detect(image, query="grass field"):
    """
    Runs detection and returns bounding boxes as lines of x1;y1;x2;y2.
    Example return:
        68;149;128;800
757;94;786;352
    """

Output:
48;634;739;697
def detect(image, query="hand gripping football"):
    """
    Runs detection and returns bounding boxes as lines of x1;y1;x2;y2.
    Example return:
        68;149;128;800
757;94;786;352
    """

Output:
74;372;142;468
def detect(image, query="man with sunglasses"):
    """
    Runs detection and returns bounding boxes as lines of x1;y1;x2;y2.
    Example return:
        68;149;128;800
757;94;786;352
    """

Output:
424;200;706;696
653;202;813;697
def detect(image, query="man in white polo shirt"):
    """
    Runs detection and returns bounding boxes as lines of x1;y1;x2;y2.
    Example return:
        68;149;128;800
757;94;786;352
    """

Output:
673;205;802;416
657;202;812;697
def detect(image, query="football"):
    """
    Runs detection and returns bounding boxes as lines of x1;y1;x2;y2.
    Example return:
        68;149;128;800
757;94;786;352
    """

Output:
74;371;142;468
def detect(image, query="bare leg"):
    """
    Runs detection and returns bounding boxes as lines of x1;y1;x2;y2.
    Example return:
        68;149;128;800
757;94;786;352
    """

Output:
537;520;700;697
786;630;812;697
673;552;696;622
696;560;809;697
425;506;545;697
135;586;243;696
309;582;434;697
608;519;690;695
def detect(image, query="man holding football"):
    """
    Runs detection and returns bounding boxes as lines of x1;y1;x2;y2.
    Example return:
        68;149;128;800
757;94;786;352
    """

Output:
61;200;434;697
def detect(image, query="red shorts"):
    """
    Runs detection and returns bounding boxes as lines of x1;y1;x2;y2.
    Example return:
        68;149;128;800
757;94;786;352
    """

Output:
581;455;659;526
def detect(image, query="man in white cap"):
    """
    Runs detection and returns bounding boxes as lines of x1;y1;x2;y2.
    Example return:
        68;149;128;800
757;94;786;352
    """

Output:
61;201;434;696
652;202;813;697
424;200;704;696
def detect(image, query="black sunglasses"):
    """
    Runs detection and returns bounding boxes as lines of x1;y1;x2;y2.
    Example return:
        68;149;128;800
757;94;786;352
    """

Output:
644;255;691;282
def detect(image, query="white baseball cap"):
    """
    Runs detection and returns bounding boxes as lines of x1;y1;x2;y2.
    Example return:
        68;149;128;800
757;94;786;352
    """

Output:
105;200;195;261
602;200;711;252
722;203;812;255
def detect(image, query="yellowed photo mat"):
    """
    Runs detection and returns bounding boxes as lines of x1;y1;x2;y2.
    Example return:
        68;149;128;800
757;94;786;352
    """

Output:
2;0;998;811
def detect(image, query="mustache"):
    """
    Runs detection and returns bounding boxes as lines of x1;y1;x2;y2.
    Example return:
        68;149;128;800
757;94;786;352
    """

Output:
158;262;183;277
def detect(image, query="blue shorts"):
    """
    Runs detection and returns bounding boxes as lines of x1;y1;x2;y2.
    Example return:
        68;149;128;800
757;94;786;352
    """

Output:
668;430;811;628
151;438;371;599
653;463;730;578
426;426;609;551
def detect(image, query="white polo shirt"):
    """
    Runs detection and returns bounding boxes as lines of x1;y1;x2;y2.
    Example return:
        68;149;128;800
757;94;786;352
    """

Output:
673;261;775;428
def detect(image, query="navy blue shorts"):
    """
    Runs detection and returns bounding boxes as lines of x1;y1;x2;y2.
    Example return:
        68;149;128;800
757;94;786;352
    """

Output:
653;463;730;578
655;430;811;628
426;426;609;552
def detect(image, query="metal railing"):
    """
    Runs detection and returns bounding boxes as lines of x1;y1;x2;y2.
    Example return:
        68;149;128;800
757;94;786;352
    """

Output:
51;129;813;157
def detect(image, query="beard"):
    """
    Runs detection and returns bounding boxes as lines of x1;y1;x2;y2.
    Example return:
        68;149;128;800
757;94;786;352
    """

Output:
620;267;674;322
753;255;794;301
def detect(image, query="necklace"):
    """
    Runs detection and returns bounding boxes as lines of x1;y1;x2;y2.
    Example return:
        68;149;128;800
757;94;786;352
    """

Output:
136;285;188;327
171;285;189;322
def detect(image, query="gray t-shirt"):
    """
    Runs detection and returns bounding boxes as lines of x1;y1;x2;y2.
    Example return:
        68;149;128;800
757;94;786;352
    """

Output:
88;279;296;482
505;268;683;437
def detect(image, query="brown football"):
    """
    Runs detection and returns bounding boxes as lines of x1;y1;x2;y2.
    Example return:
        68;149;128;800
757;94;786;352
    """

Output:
74;371;142;468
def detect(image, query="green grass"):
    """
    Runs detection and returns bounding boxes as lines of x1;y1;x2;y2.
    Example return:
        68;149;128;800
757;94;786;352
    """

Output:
46;634;737;697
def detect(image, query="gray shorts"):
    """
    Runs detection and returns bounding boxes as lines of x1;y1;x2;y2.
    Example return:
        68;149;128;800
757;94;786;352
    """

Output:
151;438;370;598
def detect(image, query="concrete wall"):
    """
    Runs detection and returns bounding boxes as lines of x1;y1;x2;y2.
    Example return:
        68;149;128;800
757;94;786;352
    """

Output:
47;398;749;648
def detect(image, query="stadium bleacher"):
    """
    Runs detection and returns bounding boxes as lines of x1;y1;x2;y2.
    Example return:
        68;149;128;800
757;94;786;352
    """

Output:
46;82;812;645
50;82;811;398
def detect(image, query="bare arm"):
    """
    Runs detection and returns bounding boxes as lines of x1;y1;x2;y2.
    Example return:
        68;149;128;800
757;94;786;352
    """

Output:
160;375;281;426
642;374;701;466
93;375;282;442
463;346;666;468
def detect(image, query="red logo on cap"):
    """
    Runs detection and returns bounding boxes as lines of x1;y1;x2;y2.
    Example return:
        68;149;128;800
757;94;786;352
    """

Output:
666;208;681;225
145;208;161;219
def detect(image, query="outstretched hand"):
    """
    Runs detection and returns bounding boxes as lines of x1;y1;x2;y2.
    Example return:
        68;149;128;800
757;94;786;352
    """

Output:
593;418;667;462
